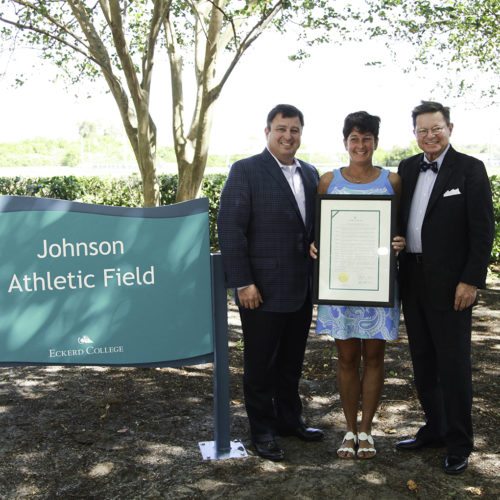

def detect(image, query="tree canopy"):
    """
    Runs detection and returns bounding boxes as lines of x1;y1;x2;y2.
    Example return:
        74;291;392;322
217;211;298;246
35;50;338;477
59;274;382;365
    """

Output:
364;0;499;98
2;0;171;205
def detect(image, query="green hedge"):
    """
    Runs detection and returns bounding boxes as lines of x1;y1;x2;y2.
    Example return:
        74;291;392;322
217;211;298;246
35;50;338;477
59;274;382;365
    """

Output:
0;174;226;251
0;174;498;261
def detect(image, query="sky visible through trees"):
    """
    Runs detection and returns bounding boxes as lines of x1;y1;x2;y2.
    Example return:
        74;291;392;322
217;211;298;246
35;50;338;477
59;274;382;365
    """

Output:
1;27;498;157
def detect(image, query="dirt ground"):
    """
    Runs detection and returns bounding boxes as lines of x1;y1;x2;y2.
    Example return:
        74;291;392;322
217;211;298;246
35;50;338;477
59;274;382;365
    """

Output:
0;272;499;500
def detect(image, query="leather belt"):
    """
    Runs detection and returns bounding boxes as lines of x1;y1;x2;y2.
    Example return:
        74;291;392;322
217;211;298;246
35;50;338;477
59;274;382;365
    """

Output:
406;253;423;264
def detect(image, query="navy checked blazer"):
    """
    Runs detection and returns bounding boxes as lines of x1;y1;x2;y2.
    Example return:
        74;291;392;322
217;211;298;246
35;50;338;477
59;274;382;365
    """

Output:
217;148;320;313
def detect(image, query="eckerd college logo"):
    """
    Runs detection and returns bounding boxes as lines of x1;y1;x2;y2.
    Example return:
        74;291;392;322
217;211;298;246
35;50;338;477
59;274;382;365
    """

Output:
78;335;94;345
49;337;124;359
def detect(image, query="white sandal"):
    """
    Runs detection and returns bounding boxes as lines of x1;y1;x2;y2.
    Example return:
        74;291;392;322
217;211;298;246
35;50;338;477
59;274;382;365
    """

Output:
357;432;377;459
337;431;358;459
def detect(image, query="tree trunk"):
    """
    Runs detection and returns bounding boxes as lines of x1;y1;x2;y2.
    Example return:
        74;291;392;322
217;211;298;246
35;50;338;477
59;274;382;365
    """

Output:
166;0;278;202
138;155;159;207
137;111;160;207
176;159;203;202
176;95;216;202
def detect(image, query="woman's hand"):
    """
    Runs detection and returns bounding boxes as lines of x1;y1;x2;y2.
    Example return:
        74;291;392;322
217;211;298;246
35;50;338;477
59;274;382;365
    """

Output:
310;242;318;259
313;237;405;258
392;236;406;255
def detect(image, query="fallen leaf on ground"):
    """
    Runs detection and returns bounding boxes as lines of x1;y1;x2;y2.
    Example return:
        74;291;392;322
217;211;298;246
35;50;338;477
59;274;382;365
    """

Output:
407;480;418;492
100;403;110;420
464;486;483;496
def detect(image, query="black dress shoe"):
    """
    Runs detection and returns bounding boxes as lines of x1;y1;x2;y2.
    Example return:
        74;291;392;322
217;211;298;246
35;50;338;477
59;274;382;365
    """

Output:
444;455;468;475
395;437;444;450
278;424;324;442
253;439;285;461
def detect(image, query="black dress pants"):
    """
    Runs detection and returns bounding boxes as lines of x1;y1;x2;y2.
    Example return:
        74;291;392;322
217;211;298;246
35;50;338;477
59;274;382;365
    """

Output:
402;258;473;456
239;299;312;441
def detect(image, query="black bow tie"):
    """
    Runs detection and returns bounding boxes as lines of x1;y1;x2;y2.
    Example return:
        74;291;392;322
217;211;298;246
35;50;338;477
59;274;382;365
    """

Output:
420;160;438;173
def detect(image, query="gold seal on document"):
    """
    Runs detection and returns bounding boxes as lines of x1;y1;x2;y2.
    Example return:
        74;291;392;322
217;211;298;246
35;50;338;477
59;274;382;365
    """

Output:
338;272;349;283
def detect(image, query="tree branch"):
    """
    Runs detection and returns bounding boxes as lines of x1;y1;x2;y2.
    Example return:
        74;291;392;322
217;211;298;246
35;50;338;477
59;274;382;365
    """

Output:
10;0;92;50
186;0;210;42
65;0;139;153
103;0;143;110
205;0;237;44
141;0;171;93
0;14;95;64
164;14;188;158
212;0;283;100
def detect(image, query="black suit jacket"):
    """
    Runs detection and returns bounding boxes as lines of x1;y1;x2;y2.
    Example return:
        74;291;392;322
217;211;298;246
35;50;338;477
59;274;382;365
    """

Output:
217;148;319;312
398;146;494;309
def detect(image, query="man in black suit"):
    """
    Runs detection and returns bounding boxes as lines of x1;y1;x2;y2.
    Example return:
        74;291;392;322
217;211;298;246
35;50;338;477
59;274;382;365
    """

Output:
217;104;322;461
396;101;494;474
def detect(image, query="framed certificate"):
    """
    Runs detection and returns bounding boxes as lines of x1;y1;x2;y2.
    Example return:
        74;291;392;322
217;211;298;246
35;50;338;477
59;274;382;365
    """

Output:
313;194;396;307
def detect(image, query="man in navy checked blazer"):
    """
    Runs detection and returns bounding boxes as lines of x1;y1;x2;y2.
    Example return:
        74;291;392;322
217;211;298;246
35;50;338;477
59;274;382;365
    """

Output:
217;104;322;461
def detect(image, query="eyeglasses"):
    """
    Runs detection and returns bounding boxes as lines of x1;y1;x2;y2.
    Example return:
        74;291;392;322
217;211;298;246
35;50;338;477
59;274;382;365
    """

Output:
415;126;446;137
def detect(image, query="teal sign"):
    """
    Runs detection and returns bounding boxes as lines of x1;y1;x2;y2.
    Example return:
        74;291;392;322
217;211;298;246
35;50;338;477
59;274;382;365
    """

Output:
0;196;213;365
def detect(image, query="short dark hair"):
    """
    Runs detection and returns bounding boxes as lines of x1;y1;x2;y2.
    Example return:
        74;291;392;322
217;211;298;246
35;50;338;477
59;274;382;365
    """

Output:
267;104;304;128
412;100;451;127
342;111;381;140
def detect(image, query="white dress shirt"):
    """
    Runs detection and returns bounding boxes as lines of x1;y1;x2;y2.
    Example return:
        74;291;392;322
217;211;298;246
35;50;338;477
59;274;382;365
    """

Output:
406;145;450;253
268;148;306;224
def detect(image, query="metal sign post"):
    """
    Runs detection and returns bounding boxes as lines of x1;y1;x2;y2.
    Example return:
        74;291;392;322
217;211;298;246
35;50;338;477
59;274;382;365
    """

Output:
198;253;247;460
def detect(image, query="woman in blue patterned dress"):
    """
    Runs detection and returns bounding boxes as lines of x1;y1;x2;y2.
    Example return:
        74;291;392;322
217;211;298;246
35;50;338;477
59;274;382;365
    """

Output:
311;111;406;459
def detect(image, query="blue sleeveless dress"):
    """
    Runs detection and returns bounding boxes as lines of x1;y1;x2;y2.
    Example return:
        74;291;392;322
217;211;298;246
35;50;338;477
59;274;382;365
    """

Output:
315;168;400;341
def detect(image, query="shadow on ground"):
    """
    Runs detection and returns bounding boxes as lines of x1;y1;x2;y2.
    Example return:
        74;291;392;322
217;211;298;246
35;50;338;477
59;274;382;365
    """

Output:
0;277;499;499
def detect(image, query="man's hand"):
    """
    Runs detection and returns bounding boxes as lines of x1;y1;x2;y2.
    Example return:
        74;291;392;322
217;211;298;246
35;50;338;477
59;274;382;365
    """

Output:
310;242;318;259
391;236;406;255
238;284;263;309
454;282;477;311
